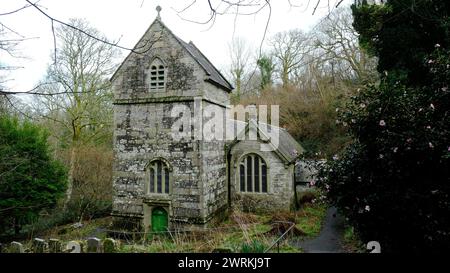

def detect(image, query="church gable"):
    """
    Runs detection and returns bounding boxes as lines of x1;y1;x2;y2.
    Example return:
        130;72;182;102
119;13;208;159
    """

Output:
111;18;232;102
112;19;204;100
229;119;305;165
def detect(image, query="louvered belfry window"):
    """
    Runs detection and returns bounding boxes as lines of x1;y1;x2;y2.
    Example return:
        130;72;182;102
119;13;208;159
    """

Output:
239;154;268;193
148;160;170;194
149;58;165;91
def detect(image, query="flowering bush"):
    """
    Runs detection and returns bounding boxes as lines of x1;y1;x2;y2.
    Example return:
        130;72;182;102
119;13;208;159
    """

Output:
318;47;450;253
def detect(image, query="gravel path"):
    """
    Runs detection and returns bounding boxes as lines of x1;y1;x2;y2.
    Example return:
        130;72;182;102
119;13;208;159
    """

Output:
295;206;346;253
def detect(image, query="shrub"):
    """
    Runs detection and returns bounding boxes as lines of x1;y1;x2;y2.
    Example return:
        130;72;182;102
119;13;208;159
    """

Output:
319;0;450;253
318;48;450;253
0;115;67;236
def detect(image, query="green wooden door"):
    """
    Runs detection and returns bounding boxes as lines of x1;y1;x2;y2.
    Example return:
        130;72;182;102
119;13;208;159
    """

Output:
151;207;168;232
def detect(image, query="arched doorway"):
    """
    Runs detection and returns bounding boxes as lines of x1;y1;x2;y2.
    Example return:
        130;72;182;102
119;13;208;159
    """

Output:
151;207;168;232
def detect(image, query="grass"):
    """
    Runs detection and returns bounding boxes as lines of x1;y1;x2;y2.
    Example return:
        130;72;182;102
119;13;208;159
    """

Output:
342;225;365;253
295;202;328;238
115;211;303;253
36;217;111;241
7;204;327;253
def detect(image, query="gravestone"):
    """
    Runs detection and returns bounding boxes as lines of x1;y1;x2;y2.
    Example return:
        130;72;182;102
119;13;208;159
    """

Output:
32;238;47;253
49;239;62;253
66;241;83;253
87;237;102;253
10;241;24;253
103;238;117;253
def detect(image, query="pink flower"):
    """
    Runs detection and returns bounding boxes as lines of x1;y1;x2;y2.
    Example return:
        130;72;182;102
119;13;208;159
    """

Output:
309;180;316;187
393;147;398;153
365;205;371;212
333;155;339;160
379;120;386;126
407;138;413;143
435;44;441;48
429;142;434;148
430;103;435;110
428;59;434;64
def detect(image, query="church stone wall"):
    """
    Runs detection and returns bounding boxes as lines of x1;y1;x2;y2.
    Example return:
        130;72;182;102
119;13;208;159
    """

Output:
112;102;204;224
112;20;205;102
229;139;295;212
200;101;228;221
111;19;231;229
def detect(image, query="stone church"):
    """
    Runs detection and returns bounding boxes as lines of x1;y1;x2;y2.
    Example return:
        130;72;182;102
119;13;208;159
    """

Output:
111;9;305;232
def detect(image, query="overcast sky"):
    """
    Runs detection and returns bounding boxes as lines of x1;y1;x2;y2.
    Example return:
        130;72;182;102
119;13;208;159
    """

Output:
1;0;352;93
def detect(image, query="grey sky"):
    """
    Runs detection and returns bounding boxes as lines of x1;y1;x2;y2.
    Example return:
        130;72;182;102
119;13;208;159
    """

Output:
0;0;351;93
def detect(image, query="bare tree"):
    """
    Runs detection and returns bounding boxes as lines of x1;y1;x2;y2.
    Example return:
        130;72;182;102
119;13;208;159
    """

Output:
269;29;310;87
312;6;377;83
34;18;119;205
0;11;26;112
228;37;253;99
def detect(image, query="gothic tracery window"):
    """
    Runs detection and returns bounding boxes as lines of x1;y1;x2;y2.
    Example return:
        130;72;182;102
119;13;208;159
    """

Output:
239;154;268;193
148;160;170;194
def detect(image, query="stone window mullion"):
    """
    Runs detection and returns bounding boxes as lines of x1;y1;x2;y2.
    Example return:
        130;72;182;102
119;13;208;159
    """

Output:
148;160;170;194
239;154;267;194
244;158;247;192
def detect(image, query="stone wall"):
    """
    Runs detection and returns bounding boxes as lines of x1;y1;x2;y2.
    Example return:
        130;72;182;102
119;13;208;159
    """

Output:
112;102;202;225
111;20;205;102
200;101;228;221
111;19;231;228
229;138;295;212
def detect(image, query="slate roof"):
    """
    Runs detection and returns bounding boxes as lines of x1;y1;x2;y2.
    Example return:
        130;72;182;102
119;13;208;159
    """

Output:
275;124;305;163
173;37;234;92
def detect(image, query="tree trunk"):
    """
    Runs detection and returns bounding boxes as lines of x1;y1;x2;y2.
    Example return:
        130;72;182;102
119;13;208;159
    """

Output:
64;146;76;208
14;218;20;236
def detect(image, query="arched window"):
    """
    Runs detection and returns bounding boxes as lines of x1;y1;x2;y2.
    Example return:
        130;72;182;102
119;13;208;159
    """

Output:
148;58;165;91
239;154;268;193
148;160;170;194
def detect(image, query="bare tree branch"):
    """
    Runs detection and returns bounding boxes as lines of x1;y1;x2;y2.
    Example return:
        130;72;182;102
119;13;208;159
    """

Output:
0;1;40;16
24;0;147;53
312;0;321;15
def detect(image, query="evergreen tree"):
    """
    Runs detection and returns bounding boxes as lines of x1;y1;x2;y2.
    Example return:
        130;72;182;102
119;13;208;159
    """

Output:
0;115;67;235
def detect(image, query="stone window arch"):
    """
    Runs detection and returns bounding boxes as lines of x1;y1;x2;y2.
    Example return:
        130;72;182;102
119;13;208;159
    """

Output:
239;153;268;193
146;159;171;194
148;57;166;91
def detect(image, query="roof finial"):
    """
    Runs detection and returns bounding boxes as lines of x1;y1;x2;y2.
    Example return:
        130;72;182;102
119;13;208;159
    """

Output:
156;5;162;19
